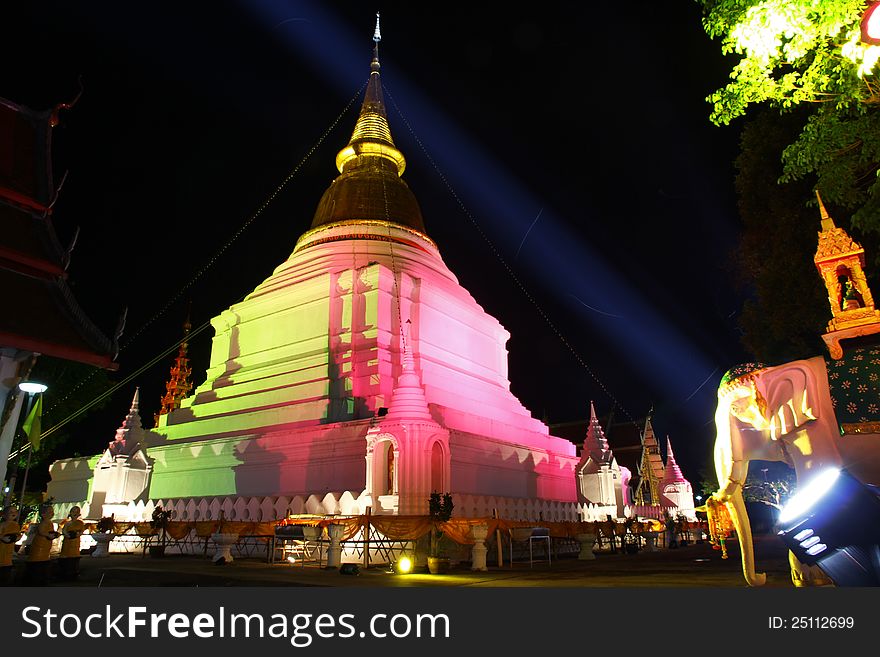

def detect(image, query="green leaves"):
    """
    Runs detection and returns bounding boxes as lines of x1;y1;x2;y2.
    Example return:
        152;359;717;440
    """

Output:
698;0;880;232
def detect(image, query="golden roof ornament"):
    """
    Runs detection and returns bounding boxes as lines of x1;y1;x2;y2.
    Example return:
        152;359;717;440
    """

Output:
813;191;880;358
306;13;427;236
371;12;381;72
334;12;406;176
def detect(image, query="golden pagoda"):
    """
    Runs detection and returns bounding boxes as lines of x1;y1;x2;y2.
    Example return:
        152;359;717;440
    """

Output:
634;416;664;507
813;192;880;359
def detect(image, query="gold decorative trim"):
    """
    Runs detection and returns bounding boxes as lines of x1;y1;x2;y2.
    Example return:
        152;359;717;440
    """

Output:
296;232;433;255
296;219;436;250
841;422;880;435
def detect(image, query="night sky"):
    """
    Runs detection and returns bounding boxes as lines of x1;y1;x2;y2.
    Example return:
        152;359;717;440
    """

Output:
3;1;750;490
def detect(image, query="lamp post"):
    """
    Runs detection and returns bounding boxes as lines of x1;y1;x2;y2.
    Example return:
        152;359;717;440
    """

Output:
3;382;47;512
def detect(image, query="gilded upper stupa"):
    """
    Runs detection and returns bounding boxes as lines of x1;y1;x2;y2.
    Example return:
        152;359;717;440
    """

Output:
310;14;426;235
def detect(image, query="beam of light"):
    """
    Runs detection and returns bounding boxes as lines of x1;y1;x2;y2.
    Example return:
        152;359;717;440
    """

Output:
515;207;543;259
567;293;623;319
247;0;719;416
683;367;719;403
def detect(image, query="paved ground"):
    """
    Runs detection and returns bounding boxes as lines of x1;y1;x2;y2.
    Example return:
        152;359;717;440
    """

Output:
6;534;794;587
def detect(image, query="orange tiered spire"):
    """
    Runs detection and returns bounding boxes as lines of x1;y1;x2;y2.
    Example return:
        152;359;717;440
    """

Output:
154;315;193;425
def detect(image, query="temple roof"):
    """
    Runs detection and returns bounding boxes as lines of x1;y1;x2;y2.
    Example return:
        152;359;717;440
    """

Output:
0;96;118;370
814;191;864;264
309;17;427;236
0;97;53;209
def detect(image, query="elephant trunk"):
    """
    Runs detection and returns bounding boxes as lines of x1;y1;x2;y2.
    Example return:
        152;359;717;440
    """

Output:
725;487;766;587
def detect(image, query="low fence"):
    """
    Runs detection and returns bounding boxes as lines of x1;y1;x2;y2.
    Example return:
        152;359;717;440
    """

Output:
50;493;686;525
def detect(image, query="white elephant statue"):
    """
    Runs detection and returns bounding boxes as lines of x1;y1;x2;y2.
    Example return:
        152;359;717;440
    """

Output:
711;353;880;586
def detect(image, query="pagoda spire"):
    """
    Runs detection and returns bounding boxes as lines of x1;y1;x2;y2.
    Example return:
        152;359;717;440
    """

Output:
307;15;427;236
372;11;381;71
583;401;610;461
154;314;193;425
634;415;664;506
816;190;834;232
384;320;432;421
663;437;685;483
108;387;145;456
335;14;406;176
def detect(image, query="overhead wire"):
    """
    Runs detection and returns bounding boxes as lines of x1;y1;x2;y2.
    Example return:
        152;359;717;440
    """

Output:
23;83;367;455
10;318;214;459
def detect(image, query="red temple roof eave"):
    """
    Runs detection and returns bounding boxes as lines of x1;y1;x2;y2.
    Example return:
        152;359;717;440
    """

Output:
0;248;66;279
0;185;51;215
0;331;118;370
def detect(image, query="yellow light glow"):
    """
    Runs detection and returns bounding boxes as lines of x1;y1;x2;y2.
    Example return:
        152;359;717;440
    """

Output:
396;556;413;574
800;394;816;422
842;30;880;76
730;394;770;431
793;433;813;457
730;1;812;63
335;141;406;175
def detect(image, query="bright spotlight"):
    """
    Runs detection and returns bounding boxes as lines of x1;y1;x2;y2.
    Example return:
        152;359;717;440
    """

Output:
777;468;880;586
19;382;48;394
393;556;413;574
777;468;840;525
286;556;296;564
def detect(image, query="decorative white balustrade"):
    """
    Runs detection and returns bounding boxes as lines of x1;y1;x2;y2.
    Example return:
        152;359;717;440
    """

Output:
50;494;680;524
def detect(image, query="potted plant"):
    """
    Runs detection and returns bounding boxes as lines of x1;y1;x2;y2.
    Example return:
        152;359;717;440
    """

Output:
90;515;116;558
149;505;173;557
427;492;454;574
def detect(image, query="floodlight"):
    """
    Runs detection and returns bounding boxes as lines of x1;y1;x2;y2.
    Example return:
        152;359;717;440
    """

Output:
777;468;840;526
18;382;48;394
393;556;413;574
777;468;880;586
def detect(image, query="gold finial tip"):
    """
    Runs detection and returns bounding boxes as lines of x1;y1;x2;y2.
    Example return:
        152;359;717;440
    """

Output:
371;12;381;71
816;189;835;230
